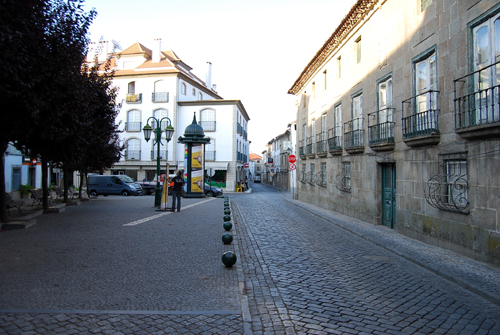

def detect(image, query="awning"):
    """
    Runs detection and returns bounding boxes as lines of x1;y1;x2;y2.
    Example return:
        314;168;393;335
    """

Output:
206;162;228;171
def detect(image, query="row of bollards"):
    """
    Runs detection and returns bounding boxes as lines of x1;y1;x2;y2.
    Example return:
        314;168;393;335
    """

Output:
221;196;237;267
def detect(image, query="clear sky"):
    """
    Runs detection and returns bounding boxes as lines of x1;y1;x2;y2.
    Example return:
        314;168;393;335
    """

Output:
82;0;356;154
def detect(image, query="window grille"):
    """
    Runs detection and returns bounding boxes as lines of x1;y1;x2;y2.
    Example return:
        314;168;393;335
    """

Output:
335;163;351;192
424;152;469;214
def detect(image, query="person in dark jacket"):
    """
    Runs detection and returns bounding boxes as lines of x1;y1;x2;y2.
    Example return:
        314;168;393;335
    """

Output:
171;170;184;212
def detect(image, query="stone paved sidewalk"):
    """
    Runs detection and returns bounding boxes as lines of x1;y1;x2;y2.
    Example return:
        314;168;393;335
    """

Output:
283;193;500;307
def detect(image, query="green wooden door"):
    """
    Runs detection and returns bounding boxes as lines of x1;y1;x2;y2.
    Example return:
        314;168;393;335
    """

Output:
382;164;396;229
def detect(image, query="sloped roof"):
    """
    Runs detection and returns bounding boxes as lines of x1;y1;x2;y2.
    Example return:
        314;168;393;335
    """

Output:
250;153;263;161
288;0;378;95
119;42;152;56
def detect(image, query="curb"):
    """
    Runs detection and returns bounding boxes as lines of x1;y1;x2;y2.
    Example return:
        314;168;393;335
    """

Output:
284;197;500;307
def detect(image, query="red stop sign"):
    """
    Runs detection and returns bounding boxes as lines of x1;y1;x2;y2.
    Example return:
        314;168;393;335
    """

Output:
288;155;296;164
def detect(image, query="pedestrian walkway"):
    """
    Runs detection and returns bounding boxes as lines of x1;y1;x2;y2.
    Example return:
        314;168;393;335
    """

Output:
283;193;500;307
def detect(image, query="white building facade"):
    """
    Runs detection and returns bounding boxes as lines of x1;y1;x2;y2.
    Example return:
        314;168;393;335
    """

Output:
87;40;250;192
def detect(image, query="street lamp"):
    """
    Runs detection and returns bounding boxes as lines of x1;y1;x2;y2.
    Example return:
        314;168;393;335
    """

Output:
143;117;174;207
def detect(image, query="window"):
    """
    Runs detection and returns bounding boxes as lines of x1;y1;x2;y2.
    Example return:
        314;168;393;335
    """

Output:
321;162;327;186
192;88;196;96
181;82;186;95
126;139;140;159
310;163;315;184
323;70;327;91
472;12;500;123
153;80;168;102
206;138;215;161
355;36;362;64
128;81;135;94
303;91;307;107
334;104;342;137
376;77;394;140
200;108;216;131
126;110;141;131
344;163;351;191
415;51;438;130
301;163;306;182
311;120;316;153
12;167;21;191
350;93;363;147
198;92;203;100
337;56;341;78
312;82;316;99
154;109;169;130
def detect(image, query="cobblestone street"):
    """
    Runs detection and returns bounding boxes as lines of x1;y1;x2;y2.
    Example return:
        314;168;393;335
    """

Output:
232;183;500;335
1;183;500;334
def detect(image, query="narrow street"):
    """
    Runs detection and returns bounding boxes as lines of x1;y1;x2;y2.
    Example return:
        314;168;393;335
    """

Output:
0;183;499;334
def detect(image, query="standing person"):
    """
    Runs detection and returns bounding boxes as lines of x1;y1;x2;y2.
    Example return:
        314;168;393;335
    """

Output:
172;170;184;212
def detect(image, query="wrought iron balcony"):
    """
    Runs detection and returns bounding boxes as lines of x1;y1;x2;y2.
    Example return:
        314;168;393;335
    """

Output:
344;118;364;151
126;93;142;103
299;140;306;157
124;150;141;160
315;171;327;187
368;108;395;151
454;60;500;139
316;132;328;156
205;150;216;161
306;136;315;156
334;172;351;192
327;127;342;153
402;90;440;146
200;121;216;132
152;92;169;102
151;150;167;160
125;122;142;132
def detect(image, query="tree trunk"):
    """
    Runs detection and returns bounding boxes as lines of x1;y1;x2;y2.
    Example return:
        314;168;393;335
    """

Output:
42;155;49;210
0;140;11;223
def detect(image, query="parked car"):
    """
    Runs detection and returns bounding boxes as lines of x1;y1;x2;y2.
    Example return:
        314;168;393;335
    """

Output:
87;175;143;197
204;183;223;197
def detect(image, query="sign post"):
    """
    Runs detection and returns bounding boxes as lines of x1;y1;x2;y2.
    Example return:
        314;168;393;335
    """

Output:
288;155;297;200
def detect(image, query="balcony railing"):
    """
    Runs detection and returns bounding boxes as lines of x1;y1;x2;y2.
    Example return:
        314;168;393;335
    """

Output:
344;118;364;149
126;93;142;103
299;140;305;157
315;171;327;187
368;108;395;145
454;61;500;130
316;132;327;155
152;92;169;102
206;150;216;161
402;90;439;139
125;150;140;160
306;136;315;155
327;127;342;151
200;121;216;132
125;122;142;132
334;172;351;192
151;150;167;160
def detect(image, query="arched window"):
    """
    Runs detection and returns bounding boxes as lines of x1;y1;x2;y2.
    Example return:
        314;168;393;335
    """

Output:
153;109;169;130
200;108;216;131
126;81;141;103
206;138;215;161
126;110;141;131
181;82;186;95
128;82;135;94
153;80;168;102
198;92;203;100
126;138;140;160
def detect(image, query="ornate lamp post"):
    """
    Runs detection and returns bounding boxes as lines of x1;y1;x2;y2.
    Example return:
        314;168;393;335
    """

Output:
143;117;174;207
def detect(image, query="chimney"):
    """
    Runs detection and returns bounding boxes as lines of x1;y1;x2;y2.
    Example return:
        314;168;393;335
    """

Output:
206;62;212;89
153;38;161;63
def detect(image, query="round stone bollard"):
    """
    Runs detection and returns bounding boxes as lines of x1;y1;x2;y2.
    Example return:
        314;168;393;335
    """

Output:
222;232;233;244
222;251;237;267
223;215;231;222
223;221;233;231
224;206;230;211
224;209;231;215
